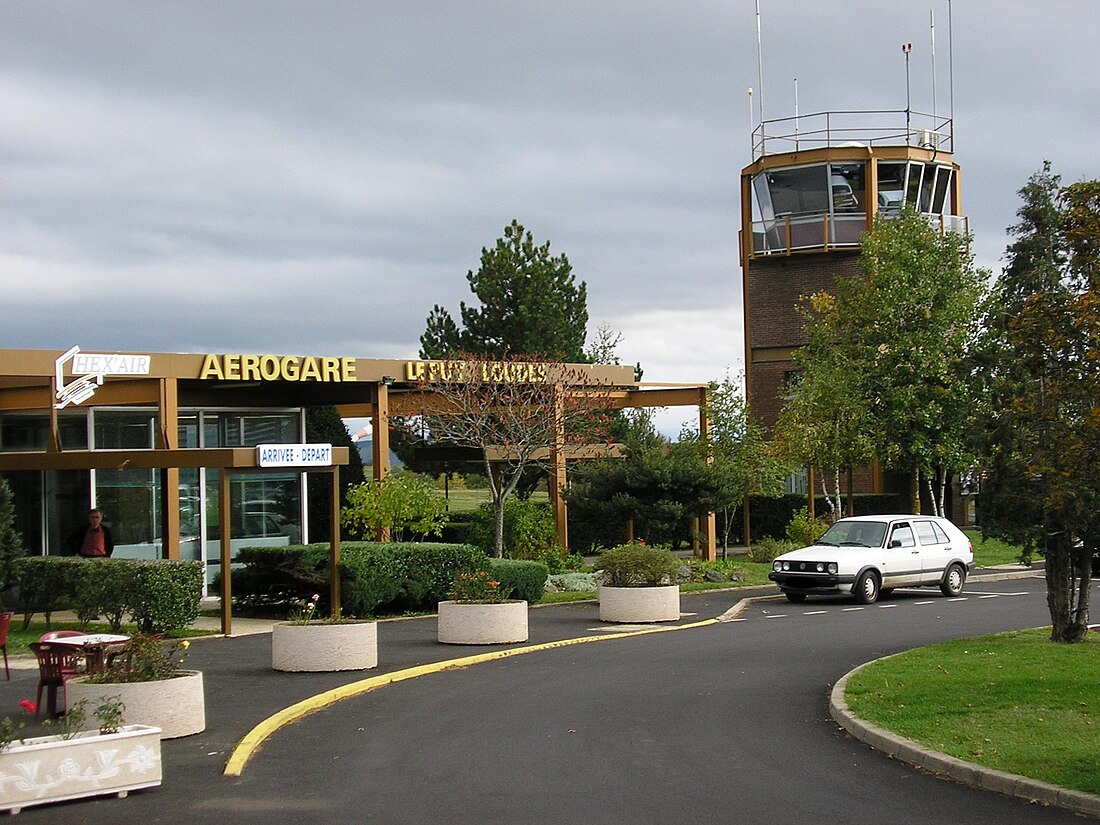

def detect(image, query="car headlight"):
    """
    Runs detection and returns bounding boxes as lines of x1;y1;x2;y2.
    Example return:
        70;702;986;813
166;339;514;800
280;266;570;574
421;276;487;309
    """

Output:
816;563;825;572
828;562;838;574
772;561;782;572
782;561;790;571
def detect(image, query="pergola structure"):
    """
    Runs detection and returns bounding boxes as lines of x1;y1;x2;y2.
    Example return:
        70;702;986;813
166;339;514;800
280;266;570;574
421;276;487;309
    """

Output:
0;347;717;632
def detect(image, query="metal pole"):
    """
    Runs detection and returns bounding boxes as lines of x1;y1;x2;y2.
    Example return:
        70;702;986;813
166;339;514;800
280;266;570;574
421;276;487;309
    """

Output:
902;43;913;142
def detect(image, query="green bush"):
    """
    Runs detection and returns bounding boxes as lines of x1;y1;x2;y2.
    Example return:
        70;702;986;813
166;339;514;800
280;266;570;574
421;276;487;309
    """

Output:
594;543;680;587
468;498;561;558
229;541;488;617
785;507;830;546
71;558;137;631
13;556;202;633
13;557;83;629
487;558;549;603
125;560;204;634
747;537;797;563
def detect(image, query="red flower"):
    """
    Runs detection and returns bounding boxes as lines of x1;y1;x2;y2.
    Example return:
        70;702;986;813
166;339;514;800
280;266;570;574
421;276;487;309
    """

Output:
19;699;36;714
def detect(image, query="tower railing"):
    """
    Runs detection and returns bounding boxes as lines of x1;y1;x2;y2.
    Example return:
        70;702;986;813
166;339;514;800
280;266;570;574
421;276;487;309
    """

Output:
752;109;953;160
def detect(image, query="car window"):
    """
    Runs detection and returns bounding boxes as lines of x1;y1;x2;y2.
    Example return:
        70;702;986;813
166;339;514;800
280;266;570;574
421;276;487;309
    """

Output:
889;524;915;547
914;521;939;545
930;521;950;544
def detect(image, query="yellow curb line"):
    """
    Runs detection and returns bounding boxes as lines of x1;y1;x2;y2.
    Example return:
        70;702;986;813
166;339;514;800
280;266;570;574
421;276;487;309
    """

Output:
223;617;720;777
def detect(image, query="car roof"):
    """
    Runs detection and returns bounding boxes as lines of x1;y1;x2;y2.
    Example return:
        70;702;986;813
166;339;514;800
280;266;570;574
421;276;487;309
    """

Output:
836;514;947;523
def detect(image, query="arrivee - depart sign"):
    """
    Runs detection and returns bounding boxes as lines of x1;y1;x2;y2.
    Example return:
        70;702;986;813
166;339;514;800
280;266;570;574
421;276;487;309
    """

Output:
256;443;334;468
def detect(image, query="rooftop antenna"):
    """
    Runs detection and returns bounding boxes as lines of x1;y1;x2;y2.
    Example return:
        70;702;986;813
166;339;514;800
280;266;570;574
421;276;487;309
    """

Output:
755;0;765;137
930;9;937;117
748;88;754;155
901;42;913;142
948;0;955;146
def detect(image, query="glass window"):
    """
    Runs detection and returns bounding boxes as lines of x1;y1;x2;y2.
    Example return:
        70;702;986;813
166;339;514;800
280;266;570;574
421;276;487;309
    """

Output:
203;412;299;447
914;520;939;546
765;165;829;217
829;163;865;213
932;167;952;214
95;468;161;557
906;163;924;211
889;523;915;547
94;410;156;449
919;165;938;213
876;162;906;214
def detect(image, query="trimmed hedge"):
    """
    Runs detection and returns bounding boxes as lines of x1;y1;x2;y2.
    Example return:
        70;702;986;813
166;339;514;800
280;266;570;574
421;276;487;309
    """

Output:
12;556;203;633
486;558;549;603
229;541;488;618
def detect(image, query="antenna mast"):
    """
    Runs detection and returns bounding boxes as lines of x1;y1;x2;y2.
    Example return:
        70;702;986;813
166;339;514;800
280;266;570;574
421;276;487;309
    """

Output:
930;9;937;117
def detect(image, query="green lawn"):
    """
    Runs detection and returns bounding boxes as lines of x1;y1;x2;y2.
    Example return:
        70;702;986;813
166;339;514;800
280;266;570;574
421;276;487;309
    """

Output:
966;528;1030;567
442;488;548;514
845;629;1100;795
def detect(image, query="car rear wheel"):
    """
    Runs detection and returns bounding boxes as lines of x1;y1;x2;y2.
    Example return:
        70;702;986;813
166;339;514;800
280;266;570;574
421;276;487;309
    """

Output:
940;563;966;597
854;570;880;604
785;592;807;603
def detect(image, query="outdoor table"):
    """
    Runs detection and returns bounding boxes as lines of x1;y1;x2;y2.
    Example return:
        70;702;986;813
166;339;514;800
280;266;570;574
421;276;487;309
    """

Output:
47;633;130;673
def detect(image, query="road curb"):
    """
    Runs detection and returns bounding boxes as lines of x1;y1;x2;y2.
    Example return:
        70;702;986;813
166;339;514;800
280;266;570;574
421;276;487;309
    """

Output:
829;656;1100;820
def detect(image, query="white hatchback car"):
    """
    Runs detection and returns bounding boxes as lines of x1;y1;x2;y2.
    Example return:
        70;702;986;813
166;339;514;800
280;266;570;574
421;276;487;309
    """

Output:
768;514;975;604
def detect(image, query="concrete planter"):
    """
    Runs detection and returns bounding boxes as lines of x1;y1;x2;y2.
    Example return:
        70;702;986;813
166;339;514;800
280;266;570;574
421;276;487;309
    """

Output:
0;724;162;814
272;621;378;672
67;670;205;739
437;600;529;645
598;584;681;623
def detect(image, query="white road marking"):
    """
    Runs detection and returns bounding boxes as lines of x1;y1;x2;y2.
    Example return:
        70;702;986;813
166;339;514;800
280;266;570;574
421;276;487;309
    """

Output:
842;607;865;612
802;611;828;616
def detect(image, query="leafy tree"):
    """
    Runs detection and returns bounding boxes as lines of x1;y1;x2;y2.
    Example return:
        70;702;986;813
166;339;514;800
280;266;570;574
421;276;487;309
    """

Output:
341;474;448;541
973;163;1098;643
785;207;985;515
408;354;612;557
305;406;365;542
419;220;588;362
682;374;788;553
0;477;26;593
773;293;877;520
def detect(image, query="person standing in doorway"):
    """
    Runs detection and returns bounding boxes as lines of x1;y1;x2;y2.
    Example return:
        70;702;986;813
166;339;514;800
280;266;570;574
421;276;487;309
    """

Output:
68;508;114;558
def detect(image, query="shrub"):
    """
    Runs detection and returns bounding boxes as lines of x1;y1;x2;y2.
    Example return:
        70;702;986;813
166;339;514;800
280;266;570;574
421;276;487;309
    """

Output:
13;557;83;629
71;559;137;631
125;560;204;634
388;542;487;610
548;572;599;593
487;558;549;603
594;543;680;587
785;507;830;547
341;474;448;541
746;537;797;564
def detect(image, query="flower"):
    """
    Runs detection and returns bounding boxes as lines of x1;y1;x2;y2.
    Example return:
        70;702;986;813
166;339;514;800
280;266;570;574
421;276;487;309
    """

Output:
288;593;322;625
0;700;35;751
448;570;511;604
86;634;191;683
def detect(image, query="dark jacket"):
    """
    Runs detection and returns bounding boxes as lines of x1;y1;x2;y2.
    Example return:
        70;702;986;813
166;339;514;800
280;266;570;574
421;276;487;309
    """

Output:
67;524;115;557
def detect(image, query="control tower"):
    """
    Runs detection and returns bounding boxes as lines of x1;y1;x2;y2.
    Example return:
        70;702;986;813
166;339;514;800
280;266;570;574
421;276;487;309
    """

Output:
740;109;967;495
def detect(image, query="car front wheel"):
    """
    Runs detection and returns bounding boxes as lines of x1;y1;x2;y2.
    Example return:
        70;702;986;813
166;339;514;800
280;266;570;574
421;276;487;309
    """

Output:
940;563;966;597
854;570;880;604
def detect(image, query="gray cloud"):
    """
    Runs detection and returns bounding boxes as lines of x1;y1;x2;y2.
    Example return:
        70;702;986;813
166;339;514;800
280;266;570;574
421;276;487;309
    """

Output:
2;0;1097;404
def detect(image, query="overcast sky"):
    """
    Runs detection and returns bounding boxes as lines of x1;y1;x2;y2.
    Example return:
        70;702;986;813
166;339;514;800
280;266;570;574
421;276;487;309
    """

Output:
3;1;1097;435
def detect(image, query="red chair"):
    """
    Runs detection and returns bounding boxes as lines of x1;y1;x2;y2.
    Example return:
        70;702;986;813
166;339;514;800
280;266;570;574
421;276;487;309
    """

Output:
0;612;11;680
28;642;84;721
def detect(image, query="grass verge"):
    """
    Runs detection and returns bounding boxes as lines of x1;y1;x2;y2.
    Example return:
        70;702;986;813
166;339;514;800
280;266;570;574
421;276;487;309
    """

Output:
845;628;1100;795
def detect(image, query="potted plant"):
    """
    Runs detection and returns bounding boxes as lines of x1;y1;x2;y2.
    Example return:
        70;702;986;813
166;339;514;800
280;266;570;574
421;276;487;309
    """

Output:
271;593;378;672
594;542;682;623
437;570;528;645
66;635;204;739
0;697;162;814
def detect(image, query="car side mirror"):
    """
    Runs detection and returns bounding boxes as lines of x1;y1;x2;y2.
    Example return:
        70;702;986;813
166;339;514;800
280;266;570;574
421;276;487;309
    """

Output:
888;539;902;548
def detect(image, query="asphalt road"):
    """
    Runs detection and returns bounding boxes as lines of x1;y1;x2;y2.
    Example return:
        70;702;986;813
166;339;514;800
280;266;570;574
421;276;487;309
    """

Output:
9;574;1098;824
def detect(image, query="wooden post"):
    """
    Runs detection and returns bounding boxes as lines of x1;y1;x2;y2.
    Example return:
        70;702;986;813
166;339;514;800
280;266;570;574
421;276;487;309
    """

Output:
698;387;717;562
158;378;180;560
548;385;569;552
373;381;391;542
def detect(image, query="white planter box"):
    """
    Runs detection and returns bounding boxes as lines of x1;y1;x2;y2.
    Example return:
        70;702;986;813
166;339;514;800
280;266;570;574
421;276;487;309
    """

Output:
67;670;205;739
0;724;162;814
272;621;378;672
598;584;681;623
437;600;529;645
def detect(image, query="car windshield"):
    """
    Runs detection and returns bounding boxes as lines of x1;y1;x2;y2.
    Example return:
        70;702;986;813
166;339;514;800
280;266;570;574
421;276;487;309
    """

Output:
814;520;887;548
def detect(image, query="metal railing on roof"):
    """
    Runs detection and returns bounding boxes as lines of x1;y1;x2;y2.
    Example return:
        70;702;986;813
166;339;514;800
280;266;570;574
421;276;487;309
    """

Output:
752;109;954;160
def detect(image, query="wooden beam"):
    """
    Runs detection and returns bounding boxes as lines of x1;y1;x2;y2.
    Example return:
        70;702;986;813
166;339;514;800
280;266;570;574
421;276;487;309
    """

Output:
0;447;350;472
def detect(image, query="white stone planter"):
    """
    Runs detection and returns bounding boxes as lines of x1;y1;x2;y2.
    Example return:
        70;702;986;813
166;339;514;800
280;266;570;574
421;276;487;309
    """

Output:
598;584;681;623
272;621;378;672
437;600;529;645
0;724;162;814
67;670;205;739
